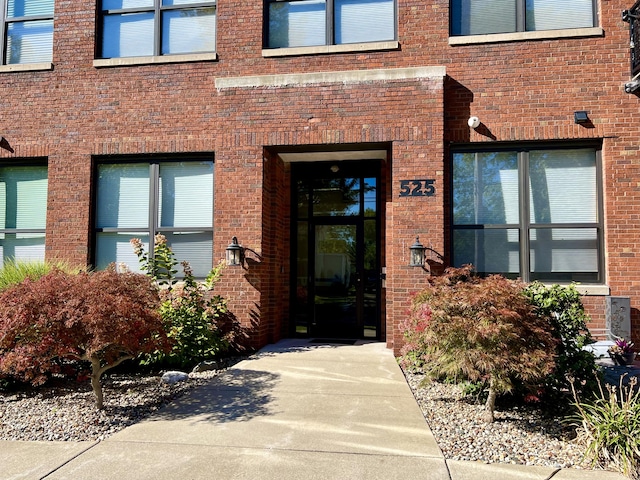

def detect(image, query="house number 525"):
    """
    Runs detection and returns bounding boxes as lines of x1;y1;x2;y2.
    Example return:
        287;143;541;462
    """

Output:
399;179;436;197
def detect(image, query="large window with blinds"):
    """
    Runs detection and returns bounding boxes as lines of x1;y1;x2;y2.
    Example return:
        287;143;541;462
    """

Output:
98;0;216;58
0;163;48;265
450;0;597;36
2;0;54;64
94;157;214;277
452;145;603;283
265;0;395;48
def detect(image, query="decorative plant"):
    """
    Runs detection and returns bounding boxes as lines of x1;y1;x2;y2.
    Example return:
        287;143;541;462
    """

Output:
568;374;640;479
130;234;178;289
400;265;557;423
609;338;636;356
524;282;600;401
0;267;169;409
132;237;233;369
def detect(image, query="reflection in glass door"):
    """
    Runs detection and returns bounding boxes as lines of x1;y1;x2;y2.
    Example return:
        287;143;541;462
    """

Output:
292;161;380;339
314;224;357;338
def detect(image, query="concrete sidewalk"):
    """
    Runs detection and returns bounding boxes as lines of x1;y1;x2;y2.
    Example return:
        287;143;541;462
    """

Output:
0;339;626;480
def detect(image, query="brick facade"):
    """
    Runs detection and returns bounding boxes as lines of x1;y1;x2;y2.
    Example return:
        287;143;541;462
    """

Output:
0;1;638;353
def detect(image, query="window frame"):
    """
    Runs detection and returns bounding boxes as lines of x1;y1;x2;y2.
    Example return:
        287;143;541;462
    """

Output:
92;154;215;276
0;0;54;65
0;159;48;265
263;0;397;49
450;142;604;284
449;0;598;37
97;0;217;59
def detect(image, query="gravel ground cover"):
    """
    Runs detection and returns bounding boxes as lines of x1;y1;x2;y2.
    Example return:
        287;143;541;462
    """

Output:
0;356;610;475
403;370;598;471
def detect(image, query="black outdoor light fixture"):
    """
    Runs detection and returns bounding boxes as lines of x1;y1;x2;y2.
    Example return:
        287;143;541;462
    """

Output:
226;236;243;266
574;111;589;125
409;236;426;267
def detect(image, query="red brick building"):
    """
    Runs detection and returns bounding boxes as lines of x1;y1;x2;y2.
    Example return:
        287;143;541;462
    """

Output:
0;0;638;353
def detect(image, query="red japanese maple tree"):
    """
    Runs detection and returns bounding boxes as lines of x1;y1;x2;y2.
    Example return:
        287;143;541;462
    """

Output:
0;267;169;409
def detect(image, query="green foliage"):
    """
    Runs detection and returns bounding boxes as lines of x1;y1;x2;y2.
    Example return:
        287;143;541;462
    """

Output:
0;258;84;291
524;282;599;400
132;237;231;370
0;267;169;408
130;235;178;288
400;265;557;422
569;375;640;479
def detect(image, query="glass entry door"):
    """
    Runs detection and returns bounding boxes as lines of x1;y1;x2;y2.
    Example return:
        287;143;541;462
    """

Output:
292;161;380;339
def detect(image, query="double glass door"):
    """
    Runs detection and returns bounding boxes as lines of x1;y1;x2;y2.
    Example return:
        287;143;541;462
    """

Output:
292;162;380;339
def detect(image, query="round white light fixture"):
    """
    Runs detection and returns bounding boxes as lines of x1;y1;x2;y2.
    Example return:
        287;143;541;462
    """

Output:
468;116;480;129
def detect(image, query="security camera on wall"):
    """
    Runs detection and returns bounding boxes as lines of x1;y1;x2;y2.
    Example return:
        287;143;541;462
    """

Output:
467;116;480;129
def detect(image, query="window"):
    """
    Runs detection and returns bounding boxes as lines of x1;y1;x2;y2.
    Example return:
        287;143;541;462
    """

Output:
0;163;48;265
1;0;54;64
450;0;596;36
452;145;602;283
99;0;216;59
266;0;395;49
94;157;214;277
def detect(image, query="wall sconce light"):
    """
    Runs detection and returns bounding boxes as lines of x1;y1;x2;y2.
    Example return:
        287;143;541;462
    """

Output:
226;236;243;266
467;116;481;129
574;111;589;125
409;236;426;267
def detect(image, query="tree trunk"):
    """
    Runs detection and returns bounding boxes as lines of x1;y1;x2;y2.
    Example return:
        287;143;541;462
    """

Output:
90;357;104;410
483;377;497;423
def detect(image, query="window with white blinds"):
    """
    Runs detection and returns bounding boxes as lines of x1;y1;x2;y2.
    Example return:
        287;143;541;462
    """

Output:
100;0;216;58
95;158;214;277
452;145;602;283
266;0;395;48
0;164;48;266
451;0;596;36
4;0;54;64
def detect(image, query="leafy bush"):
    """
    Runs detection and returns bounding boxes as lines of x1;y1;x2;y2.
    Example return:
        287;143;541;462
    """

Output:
400;265;557;422
569;375;640;479
524;282;599;401
0;267;169;409
132;235;232;370
0;258;84;291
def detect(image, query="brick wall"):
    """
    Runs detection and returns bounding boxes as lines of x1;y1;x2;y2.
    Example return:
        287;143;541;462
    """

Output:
0;0;638;351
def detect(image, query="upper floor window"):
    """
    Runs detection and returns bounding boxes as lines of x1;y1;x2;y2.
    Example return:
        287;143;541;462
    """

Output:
450;0;596;36
99;0;216;59
266;0;395;49
2;0;53;64
452;144;603;283
0;163;48;265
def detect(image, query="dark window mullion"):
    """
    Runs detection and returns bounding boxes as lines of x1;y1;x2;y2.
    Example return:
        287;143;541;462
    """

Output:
0;0;7;64
149;163;160;251
516;0;524;32
519;151;530;282
327;0;334;45
154;0;161;56
596;149;605;283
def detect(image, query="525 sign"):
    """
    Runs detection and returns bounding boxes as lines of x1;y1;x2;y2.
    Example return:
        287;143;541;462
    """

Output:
399;179;436;197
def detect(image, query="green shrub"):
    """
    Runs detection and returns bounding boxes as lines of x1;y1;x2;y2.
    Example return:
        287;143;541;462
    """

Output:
524;282;599;401
569;375;640;479
132;236;232;370
400;265;557;422
0;258;84;291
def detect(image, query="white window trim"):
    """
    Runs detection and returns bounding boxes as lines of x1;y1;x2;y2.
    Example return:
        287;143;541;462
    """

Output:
449;27;603;45
94;53;218;68
262;41;399;58
0;62;53;73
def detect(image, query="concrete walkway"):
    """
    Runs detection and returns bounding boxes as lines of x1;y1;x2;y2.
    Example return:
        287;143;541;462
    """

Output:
0;339;627;480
